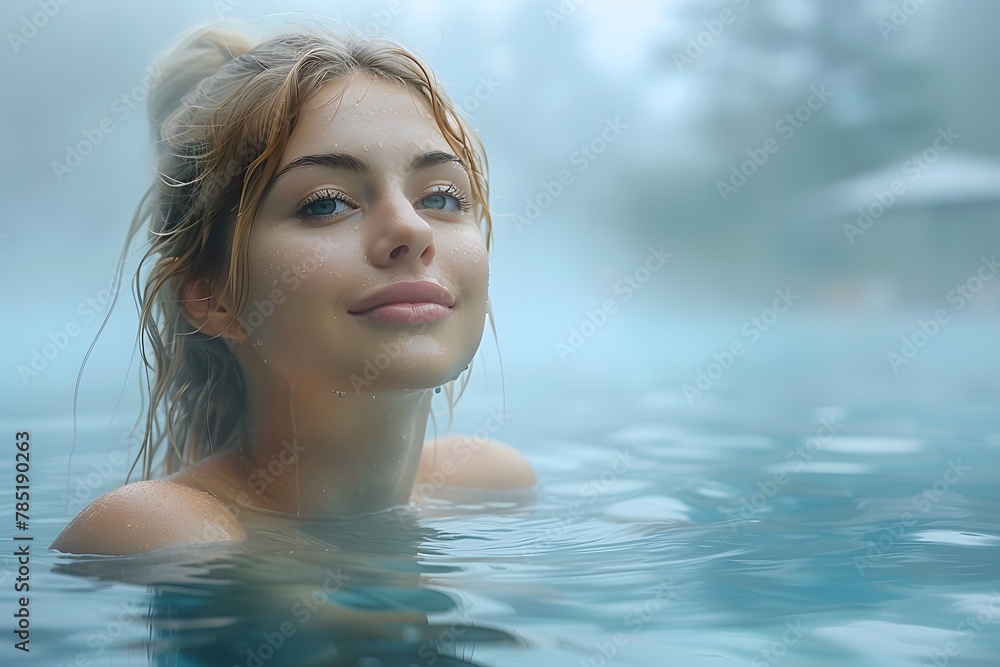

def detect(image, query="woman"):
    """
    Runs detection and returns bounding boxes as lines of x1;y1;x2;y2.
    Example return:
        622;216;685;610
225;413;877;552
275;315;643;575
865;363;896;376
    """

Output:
52;24;534;556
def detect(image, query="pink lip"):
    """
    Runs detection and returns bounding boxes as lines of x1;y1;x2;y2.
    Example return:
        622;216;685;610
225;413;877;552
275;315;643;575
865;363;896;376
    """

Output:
349;281;455;324
353;302;453;324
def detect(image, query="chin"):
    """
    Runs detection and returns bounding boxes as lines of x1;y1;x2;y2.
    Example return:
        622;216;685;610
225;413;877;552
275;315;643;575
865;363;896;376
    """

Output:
245;315;484;394
337;334;481;394
343;349;476;394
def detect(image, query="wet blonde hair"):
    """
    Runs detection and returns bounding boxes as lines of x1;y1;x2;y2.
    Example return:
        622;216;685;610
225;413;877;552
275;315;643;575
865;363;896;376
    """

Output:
119;25;493;479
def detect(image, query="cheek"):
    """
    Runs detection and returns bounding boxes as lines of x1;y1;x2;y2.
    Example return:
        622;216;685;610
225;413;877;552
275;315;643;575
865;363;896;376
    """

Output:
246;224;357;290
241;231;347;337
450;231;490;303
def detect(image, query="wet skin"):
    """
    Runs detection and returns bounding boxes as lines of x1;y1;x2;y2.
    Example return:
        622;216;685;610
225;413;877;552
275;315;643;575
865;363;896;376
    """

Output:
51;74;534;556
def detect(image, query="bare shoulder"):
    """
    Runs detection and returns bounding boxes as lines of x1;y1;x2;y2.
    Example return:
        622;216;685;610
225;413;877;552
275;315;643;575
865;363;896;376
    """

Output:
50;480;246;556
419;435;536;489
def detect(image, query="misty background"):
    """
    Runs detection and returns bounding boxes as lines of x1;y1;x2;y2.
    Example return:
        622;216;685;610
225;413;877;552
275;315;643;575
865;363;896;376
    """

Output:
2;0;1000;452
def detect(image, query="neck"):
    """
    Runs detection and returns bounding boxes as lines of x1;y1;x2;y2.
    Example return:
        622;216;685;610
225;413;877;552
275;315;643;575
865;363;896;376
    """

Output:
233;371;434;518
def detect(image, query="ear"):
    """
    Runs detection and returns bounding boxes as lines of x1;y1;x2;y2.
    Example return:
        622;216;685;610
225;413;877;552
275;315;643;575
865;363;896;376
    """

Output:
179;277;246;342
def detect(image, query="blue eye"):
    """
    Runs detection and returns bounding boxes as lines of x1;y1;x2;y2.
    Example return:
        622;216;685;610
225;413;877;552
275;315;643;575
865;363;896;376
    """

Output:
420;185;473;214
298;190;353;219
306;198;340;216
421;193;448;210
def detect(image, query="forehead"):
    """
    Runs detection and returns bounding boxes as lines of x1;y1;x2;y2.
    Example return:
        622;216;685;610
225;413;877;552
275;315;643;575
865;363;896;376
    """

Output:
279;74;451;169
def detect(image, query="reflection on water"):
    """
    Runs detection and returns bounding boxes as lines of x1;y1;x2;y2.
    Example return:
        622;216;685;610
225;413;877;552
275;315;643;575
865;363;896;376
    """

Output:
53;508;528;666
24;317;1000;665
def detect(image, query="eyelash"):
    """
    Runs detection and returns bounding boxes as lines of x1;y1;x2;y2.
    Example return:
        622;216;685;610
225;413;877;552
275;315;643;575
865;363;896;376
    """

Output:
429;183;474;214
297;189;355;219
295;183;474;221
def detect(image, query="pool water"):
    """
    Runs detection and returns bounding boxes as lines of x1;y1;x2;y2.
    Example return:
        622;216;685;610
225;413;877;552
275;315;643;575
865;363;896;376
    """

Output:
4;315;1000;666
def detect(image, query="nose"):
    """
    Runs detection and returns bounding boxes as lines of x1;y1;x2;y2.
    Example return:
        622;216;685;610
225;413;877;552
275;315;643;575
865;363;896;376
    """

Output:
366;191;436;268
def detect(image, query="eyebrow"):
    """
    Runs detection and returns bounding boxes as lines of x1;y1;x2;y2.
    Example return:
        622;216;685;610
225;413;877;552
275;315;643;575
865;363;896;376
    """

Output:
273;150;462;180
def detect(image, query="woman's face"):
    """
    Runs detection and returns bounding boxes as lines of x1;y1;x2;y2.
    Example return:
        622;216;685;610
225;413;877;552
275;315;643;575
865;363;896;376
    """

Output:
234;75;489;394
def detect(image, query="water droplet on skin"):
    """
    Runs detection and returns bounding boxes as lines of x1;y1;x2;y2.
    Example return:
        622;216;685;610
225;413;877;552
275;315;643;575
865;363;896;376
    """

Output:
255;339;262;346
372;395;379;401
362;144;369;151
363;256;368;263
377;141;383;148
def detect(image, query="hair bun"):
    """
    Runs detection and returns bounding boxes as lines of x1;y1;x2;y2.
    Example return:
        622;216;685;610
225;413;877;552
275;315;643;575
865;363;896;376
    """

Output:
149;26;254;131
